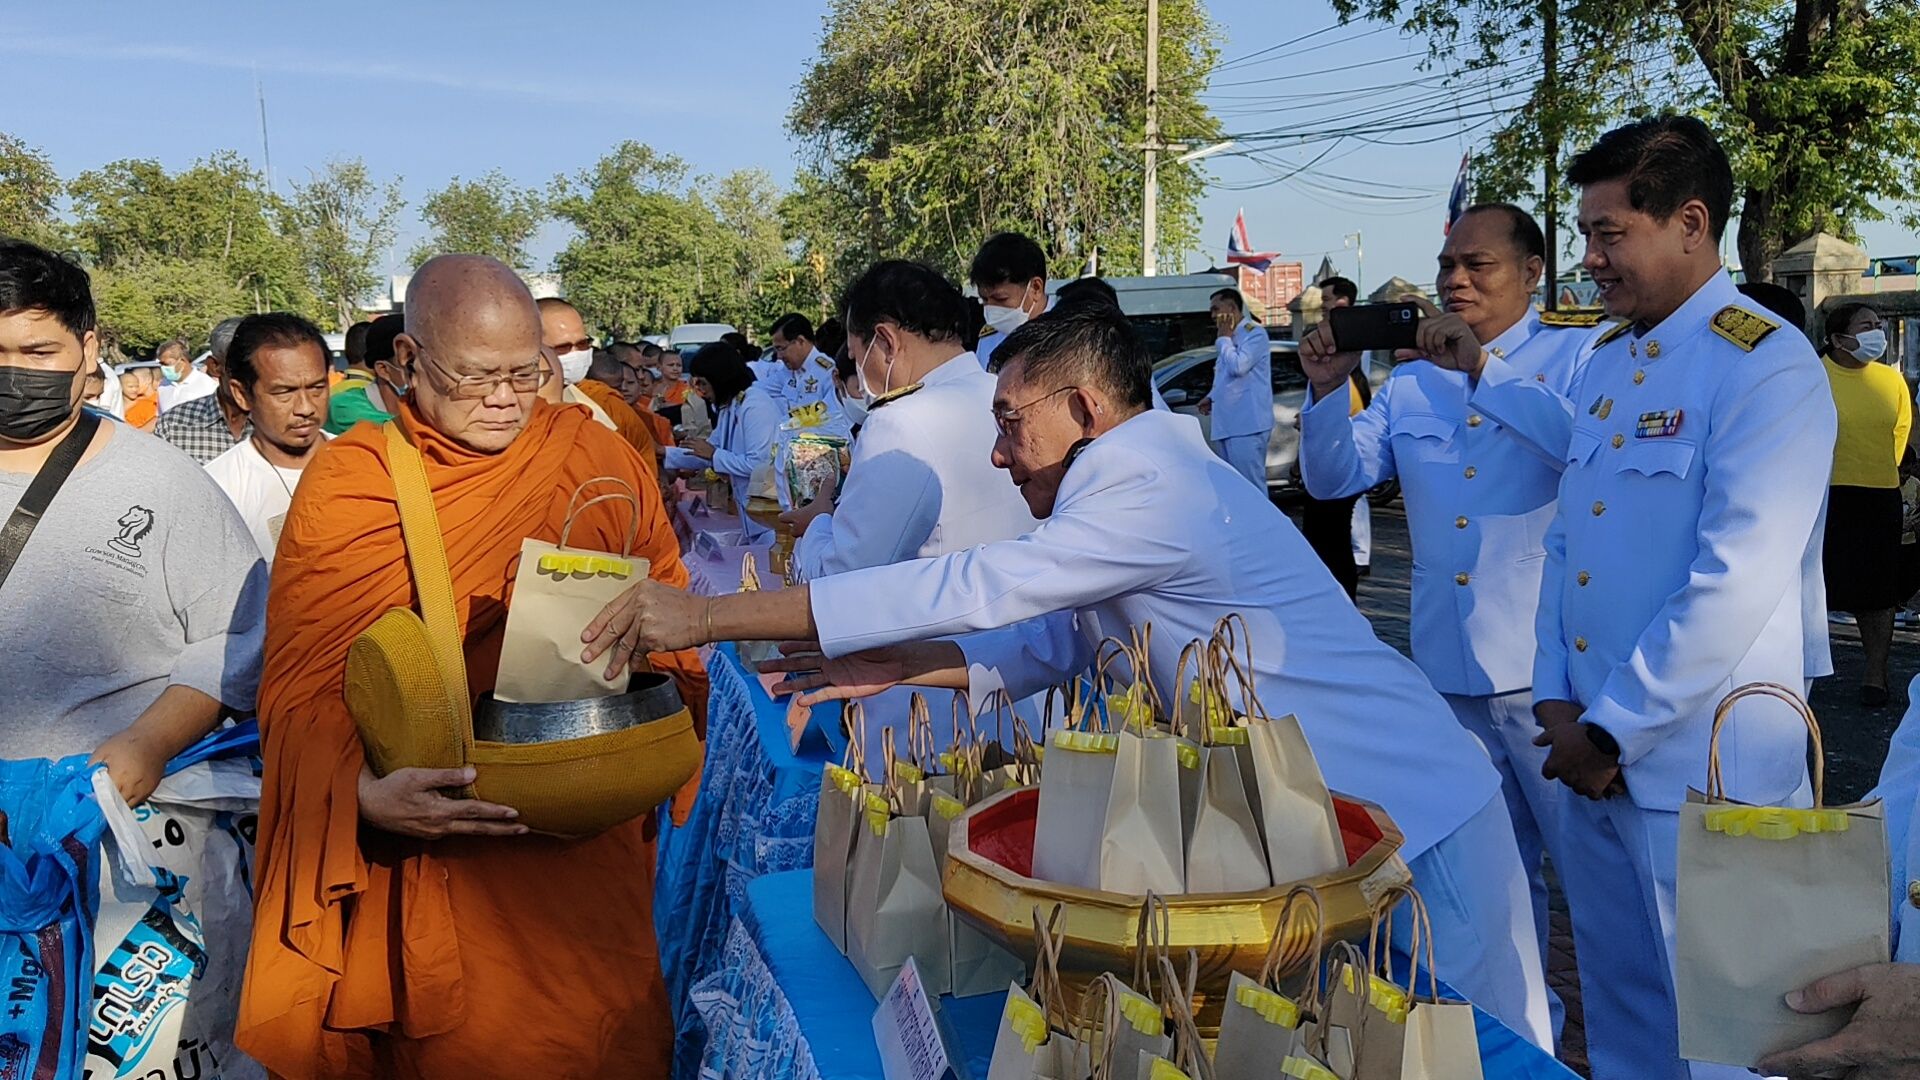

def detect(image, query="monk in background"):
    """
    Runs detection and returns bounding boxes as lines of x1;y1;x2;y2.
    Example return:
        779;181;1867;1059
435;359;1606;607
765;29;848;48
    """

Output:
537;296;662;475
239;254;705;1077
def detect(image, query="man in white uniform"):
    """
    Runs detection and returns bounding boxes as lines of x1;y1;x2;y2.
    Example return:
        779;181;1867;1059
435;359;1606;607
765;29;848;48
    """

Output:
1298;203;1597;1037
785;261;1035;582
971;232;1052;371
587;305;1551;1048
155;336;218;413
204;313;334;562
765;313;850;428
1527;116;1834;1080
1197;287;1272;491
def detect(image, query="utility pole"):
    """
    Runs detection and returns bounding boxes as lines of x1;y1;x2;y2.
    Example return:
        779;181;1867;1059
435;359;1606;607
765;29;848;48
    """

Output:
1345;231;1364;295
1142;0;1161;277
255;69;273;192
1541;0;1560;310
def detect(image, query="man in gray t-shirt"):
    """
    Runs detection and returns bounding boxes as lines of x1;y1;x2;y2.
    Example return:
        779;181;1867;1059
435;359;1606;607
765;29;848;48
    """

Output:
0;239;265;804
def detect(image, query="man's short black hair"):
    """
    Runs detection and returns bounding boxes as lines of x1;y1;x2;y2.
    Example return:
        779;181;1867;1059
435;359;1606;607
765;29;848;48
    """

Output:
1054;276;1120;313
814;317;847;360
687;340;756;404
1566;114;1734;242
365;312;405;365
1459;203;1546;261
1738;281;1807;333
587;349;628;384
721;331;755;356
969;232;1047;289
0;238;95;342
640;341;663;359
771;313;814;343
156;338;191;362
841;260;969;346
1319;276;1359;304
1822;301;1877;352
993;302;1152;412
227;312;329;391
1210;287;1246;314
344;320;373;365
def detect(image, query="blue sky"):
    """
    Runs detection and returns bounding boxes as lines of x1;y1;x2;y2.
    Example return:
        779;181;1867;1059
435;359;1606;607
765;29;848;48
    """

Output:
6;0;1913;297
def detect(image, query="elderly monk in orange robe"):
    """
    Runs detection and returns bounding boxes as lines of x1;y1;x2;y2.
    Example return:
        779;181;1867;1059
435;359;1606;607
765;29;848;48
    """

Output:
238;254;705;1078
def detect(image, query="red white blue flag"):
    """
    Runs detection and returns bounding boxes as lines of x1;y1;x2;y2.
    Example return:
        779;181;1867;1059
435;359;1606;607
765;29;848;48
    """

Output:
1444;153;1471;235
1226;208;1280;272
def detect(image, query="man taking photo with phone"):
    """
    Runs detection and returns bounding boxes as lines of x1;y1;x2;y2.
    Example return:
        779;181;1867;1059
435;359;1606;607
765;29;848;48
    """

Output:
1297;203;1603;1046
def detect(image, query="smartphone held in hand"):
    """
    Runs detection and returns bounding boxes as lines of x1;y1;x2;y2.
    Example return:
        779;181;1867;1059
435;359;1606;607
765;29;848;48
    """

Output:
1327;302;1423;352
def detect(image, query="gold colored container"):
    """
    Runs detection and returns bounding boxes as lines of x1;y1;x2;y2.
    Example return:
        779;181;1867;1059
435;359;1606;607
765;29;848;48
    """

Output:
744;495;796;577
943;786;1412;1028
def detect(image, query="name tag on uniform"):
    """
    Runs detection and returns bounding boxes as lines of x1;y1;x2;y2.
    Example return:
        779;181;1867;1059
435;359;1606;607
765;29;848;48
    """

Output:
1636;409;1684;438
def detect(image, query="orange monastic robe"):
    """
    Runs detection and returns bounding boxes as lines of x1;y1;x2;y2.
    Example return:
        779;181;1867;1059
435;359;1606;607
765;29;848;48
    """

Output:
237;398;707;1078
575;377;663;465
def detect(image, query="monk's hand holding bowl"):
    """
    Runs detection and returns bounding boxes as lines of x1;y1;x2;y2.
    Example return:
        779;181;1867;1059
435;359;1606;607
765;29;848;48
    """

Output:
359;765;527;839
583;579;705;676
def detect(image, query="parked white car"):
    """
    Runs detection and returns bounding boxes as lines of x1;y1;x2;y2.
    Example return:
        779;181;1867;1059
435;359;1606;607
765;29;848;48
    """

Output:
668;323;736;352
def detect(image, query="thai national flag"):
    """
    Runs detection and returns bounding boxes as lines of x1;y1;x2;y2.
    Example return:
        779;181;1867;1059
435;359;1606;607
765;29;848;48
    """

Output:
1444;153;1471;235
1226;209;1280;272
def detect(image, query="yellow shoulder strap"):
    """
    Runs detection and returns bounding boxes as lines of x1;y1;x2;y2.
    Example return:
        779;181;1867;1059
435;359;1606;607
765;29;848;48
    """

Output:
383;421;473;733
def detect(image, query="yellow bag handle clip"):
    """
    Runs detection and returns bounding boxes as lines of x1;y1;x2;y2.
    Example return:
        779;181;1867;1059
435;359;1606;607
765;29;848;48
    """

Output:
1233;982;1302;1029
537;552;635;578
1704;806;1852;839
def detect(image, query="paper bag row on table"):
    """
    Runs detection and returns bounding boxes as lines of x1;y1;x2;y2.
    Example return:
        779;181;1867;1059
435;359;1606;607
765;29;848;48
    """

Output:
813;696;1029;999
1033;619;1347;898
1676;683;1891;1068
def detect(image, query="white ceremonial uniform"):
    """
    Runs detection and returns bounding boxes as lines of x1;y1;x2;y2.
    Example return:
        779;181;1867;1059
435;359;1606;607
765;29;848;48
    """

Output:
793;352;1038;765
1207;316;1273;490
157;366;219;414
762;349;851;428
1300;306;1595;1037
1872;680;1920;963
1524;271;1835;1080
810;408;1550;1047
664;381;783;544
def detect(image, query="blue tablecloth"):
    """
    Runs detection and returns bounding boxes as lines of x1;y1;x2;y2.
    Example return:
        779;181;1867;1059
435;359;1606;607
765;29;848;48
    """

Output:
692;870;1579;1080
658;644;834;1078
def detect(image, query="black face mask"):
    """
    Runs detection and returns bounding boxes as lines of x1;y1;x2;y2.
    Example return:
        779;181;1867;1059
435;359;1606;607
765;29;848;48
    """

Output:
0;364;82;442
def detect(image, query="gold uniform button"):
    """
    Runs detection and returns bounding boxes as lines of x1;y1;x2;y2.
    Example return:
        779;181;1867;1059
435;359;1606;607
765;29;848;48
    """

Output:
1575;637;1588;652
1633;370;1646;385
1577;571;1591;586
1464;466;1477;479
1908;880;1920;909
1611;433;1625;449
1592;501;1606;516
1467;415;1483;428
1646;340;1662;359
1455;516;1469;529
1455;572;1470;586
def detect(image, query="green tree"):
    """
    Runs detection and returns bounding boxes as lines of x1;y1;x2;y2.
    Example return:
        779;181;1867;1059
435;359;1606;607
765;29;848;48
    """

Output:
68;151;314;315
549;142;717;337
790;0;1223;278
288;158;405;329
707;169;809;330
410;170;545;270
779;171;868;318
90;258;251;356
1333;0;1920;281
0;132;63;247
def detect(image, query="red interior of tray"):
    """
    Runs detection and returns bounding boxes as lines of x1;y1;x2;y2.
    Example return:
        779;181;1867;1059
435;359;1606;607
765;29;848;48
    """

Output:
966;787;1386;879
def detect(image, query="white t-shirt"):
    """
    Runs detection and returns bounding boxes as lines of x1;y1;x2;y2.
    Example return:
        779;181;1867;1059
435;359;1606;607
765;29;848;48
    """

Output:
157;366;219;414
204;434;333;561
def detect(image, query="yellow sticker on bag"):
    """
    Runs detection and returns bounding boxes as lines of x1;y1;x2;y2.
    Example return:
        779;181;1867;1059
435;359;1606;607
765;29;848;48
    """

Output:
1283;1058;1339;1080
1208;724;1249;746
1004;994;1048;1053
1703;806;1852;840
1341;967;1408;1023
537;552;634;578
1234;983;1302;1029
932;793;967;820
865;792;892;836
1119;989;1163;1035
1147;1060;1191;1080
1051;730;1119;754
1176;743;1200;770
824;764;863;795
892;760;925;784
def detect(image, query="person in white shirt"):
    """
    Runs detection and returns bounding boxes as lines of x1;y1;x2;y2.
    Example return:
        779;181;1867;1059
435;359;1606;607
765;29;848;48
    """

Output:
155;337;218;413
204;313;334;562
586;304;1551;1048
1197;287;1273;491
1298;202;1600;1041
777;260;1037;766
663;342;782;543
767;313;852;429
971;232;1052;371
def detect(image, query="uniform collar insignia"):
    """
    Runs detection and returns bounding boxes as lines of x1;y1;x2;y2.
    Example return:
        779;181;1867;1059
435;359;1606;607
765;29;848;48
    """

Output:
866;383;923;411
1708;305;1780;352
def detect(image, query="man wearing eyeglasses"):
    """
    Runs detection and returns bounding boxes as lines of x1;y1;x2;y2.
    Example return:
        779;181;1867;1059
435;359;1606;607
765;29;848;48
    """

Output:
584;304;1552;1050
240;254;707;1077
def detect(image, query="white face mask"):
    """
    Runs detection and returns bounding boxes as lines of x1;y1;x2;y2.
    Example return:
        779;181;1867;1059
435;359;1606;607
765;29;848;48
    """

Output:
858;338;895;405
1849;328;1889;363
842;398;869;426
982;303;1029;337
557;348;593;385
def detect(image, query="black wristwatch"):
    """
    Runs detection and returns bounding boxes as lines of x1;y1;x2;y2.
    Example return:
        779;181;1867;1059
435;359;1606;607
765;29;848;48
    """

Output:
1583;722;1621;758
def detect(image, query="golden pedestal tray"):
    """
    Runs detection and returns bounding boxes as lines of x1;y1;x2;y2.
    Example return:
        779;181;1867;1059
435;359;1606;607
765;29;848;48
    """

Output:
744;496;795;578
943;786;1412;1029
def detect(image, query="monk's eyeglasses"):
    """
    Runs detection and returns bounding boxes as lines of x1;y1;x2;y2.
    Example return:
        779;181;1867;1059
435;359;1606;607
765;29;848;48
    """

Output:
414;346;548;400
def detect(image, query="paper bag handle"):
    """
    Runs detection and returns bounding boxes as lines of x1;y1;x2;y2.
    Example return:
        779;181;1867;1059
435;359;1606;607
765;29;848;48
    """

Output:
840;701;868;775
1132;891;1173;1005
1259;884;1327;997
1031;904;1071;1033
1707;681;1825;807
559;475;640;557
907;693;936;774
1156;953;1215;1080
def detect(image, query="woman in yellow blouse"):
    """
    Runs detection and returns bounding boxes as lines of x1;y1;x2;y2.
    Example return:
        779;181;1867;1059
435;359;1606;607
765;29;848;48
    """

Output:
1821;302;1909;706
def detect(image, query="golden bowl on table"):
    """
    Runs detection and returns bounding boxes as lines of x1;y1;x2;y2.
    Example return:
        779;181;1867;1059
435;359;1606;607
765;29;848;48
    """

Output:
942;786;1411;1029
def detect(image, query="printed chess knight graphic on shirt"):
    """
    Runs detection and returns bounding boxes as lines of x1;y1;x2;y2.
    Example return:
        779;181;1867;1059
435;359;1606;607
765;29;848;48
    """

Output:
110;505;156;557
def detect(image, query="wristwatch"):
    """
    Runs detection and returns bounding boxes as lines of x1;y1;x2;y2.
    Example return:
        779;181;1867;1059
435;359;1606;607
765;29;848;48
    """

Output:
1583;722;1621;758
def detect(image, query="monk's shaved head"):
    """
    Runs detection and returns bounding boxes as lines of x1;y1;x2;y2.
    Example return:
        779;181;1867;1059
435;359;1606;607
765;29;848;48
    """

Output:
394;254;549;453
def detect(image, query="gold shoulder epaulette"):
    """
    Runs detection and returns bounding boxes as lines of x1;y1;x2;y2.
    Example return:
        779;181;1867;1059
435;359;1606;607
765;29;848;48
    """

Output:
1593;320;1633;348
813;354;834;369
1539;309;1604;328
866;383;923;412
1710;305;1780;352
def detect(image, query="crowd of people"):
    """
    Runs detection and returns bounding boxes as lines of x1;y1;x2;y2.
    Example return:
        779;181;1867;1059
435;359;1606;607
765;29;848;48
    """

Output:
3;111;1918;1080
